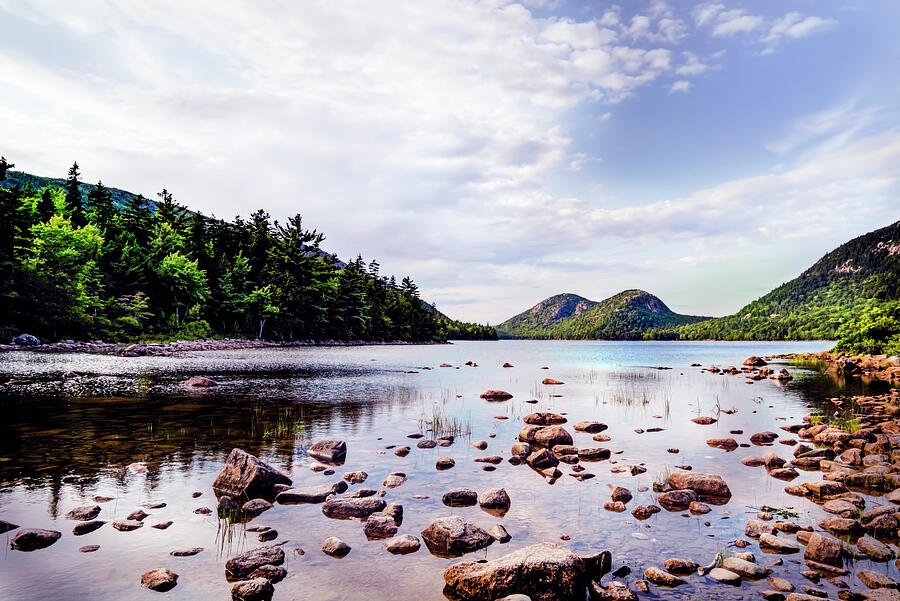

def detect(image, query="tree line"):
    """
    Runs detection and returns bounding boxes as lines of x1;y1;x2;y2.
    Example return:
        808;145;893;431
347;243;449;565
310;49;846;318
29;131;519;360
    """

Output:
0;157;496;343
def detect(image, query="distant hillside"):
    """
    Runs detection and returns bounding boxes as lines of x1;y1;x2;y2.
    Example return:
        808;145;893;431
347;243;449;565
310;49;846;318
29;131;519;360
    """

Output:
671;219;900;340
497;289;708;339
1;170;156;212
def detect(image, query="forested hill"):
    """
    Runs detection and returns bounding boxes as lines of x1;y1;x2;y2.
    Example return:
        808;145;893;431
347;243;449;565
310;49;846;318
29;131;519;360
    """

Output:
0;157;496;343
496;289;708;339
669;219;900;341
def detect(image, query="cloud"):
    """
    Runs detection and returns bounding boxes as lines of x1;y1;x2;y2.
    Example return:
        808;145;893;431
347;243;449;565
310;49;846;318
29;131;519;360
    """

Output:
711;9;764;36
670;80;692;93
762;12;837;54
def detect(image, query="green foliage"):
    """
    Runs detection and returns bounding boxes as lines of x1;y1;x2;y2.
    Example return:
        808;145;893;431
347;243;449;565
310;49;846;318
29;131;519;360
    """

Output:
0;160;496;343
833;300;900;356
497;289;707;339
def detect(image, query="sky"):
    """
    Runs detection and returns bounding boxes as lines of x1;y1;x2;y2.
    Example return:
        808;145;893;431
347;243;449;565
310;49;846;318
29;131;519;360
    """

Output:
1;0;899;324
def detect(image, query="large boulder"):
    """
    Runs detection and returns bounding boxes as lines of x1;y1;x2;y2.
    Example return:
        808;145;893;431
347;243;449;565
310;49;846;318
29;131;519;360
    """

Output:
657;490;699;512
225;545;285;580
667;471;731;499
213;449;292;500
524;412;567;425
307;438;347;464
10;528;61;551
230;578;274;601
421;516;494;558
804;533;843;567
443;542;596;601
321;496;386;519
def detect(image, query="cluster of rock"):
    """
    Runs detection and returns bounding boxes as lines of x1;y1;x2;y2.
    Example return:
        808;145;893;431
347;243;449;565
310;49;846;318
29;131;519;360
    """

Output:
772;351;900;382
702;356;793;384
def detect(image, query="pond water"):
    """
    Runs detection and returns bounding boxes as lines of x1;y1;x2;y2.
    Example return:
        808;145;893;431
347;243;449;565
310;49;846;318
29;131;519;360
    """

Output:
1;339;893;601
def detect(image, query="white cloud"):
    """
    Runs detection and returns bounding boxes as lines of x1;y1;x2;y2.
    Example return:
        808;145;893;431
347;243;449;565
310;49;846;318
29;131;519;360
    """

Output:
711;9;764;36
762;12;837;54
675;51;711;76
669;80;692;93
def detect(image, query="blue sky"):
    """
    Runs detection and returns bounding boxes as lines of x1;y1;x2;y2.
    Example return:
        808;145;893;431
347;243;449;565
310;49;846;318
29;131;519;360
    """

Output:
1;1;898;323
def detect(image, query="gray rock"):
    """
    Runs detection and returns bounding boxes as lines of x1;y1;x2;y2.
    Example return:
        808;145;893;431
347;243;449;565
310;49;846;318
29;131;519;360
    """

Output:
276;481;347;504
230;577;273;600
364;514;398;539
66;505;101;521
322;496;386;519
112;519;143;532
322;536;351;558
13;333;40;346
73;520;105;536
343;471;368;484
141;568;178;592
249;564;286;583
384;534;421;554
721;556;771;579
242;498;273;516
443;488;479;507
490;524;512;543
708;567;741;585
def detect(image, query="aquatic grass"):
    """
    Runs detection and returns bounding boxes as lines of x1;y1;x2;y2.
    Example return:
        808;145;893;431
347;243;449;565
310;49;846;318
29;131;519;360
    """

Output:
248;401;306;440
418;404;471;438
215;508;246;559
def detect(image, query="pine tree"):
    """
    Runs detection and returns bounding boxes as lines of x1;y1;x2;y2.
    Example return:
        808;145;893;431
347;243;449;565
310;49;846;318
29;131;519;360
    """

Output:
0;156;13;181
36;188;57;223
64;162;87;227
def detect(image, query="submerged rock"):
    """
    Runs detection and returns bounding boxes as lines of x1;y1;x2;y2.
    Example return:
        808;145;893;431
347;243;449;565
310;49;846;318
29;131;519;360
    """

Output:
276;481;347;504
307;438;347;464
443;488;479;507
66;505;101;521
73;520;105;536
230;577;274;601
443;542;600;601
322;496;386;519
322;536;351;558
667;471;731;498
480;390;513;401
384;534;421;554
213;448;292;500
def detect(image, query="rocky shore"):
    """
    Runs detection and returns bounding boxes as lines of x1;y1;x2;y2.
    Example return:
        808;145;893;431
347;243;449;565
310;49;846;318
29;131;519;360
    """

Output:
776;351;900;383
1;335;444;357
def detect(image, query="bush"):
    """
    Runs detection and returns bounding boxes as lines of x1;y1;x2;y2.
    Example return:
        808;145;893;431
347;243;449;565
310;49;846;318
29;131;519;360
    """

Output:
175;320;212;341
834;301;900;356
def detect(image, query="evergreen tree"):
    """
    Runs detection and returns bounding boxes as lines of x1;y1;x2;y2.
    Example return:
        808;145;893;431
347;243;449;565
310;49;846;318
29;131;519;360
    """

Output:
36;188;57;222
86;181;117;234
64;162;87;227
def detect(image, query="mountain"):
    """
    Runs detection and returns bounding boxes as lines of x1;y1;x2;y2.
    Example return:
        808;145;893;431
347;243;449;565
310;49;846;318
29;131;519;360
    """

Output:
2;171;155;212
496;289;708;339
672;219;900;341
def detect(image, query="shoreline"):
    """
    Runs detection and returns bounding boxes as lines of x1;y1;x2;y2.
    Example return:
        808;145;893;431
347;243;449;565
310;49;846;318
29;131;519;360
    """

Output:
778;350;900;383
0;337;450;357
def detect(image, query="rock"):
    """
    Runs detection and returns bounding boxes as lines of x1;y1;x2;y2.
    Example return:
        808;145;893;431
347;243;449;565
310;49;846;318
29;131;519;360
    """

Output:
276;481;347;504
533;426;573;448
182;376;217;387
322;496;387;519
744;356;767;366
248;564;286;584
128;509;149;521
112;519;143;531
610;486;632;503
644;566;685;587
751;432;779;445
435;456;456;470
73;520;105;536
770;468;800;481
708;567;742;585
384;534;421;554
823;499;859;517
474;455;504;464
394;446;411;457
820;517;863;536
490;524;512;543
170;547;204;556
213;448;292;500
631;505;658;520
759;533;801;554
422;516;494;557
524;412;567;425
472;440;488;450
364;514;398;539
382;473;407;488
417;439;437;449
343;471;368;484
443;488;479;507
604;501;626;512
257;529;277;542
708;438;739;451
13;333;40;346
574;421;607;433
321;536;351;558
66;505;101;521
479;488;511;512
526;448;559;470
746;519;776;538
743;455;767;466
443;542;596;601
667;471;731;498
589;581;638;601
225;545;285;580
802;480;847;498
658;490;699;511
79;545;100;552
481;390;513;401
0;519;19;534
768;577;795;592
867;513;899;536
511;442;532;457
242;499;272;517
664;558;699;575
857;535;896;561
692;417;717;425
765;452;787;468
152;521;173;530
307;438;347;464
10;528;61;551
857;569;897;589
722;557;771;579
578;448;611;461
141;568;178;592
231;577;274;600
689;502;711;514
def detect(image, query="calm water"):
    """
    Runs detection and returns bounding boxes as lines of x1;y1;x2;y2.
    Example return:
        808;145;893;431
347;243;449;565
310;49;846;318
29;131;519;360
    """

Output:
1;340;893;601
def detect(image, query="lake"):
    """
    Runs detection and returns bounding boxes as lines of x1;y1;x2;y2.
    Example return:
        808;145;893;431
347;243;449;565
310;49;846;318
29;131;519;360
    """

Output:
1;339;892;601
